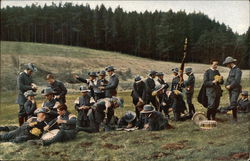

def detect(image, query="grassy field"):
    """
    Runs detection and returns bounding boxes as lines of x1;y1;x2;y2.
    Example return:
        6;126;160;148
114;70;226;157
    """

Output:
0;41;249;160
0;89;249;161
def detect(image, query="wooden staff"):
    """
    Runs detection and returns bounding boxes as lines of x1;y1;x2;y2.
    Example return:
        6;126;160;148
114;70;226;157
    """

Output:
178;38;188;88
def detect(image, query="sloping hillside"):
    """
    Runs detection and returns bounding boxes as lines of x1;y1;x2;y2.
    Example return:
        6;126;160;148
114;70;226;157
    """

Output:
1;41;249;91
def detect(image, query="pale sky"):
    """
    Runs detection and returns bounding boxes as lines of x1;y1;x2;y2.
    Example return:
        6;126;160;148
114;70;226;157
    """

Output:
1;0;249;34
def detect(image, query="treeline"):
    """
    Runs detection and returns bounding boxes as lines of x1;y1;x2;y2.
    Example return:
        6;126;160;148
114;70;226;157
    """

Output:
1;3;249;68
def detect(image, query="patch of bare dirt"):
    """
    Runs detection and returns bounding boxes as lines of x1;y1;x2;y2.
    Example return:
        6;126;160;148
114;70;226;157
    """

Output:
161;143;186;151
214;152;249;160
79;142;93;147
230;152;249;160
143;152;170;160
102;143;124;150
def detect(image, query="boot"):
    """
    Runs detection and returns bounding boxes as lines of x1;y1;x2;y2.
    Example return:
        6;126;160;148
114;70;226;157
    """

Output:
18;117;25;126
0;126;9;131
188;104;195;116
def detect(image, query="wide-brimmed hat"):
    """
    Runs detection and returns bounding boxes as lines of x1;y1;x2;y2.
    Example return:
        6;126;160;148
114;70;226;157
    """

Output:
241;91;248;96
124;111;136;123
111;97;124;108
88;72;98;77
184;67;192;74
24;90;37;97
98;70;106;76
172;68;179;73
105;66;116;72
80;86;90;93
148;70;157;76
223;56;237;65
156;72;164;76
25;63;37;72
152;84;166;96
41;87;55;96
134;75;142;83
154;84;165;91
34;108;47;115
140;104;155;113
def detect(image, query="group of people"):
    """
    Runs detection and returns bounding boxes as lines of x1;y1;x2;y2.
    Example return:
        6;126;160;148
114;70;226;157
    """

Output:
0;56;249;146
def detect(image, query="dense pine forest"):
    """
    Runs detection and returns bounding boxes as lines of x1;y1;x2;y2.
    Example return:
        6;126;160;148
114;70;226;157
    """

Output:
1;3;249;68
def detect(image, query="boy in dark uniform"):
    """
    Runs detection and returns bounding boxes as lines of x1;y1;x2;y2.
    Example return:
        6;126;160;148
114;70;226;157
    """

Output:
203;60;224;120
223;56;242;122
78;97;123;133
16;63;38;126
74;86;94;128
184;68;196;116
131;76;147;118
74;72;99;100
118;111;137;128
31;104;77;146
24;90;37;119
237;91;250;113
171;68;184;92
0;108;47;143
156;72;169;115
153;85;186;121
137;105;169;131
41;87;59;123
99;66;119;98
144;70;159;110
96;71;109;100
46;74;67;104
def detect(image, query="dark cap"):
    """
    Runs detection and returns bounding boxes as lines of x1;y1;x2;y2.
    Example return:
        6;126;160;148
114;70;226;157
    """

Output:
105;66;116;72
140;104;155;113
41;87;55;96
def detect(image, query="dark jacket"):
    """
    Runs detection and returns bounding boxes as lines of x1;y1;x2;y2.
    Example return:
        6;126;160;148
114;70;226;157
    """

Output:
225;66;242;91
105;74;119;98
203;69;224;98
184;73;195;94
76;77;97;97
137;111;168;131
24;100;37;118
171;76;184;92
42;98;58;123
97;78;109;93
48;80;67;103
79;100;114;133
48;111;77;130
144;77;156;101
1;117;47;143
117;116;137;128
238;98;250;113
75;94;93;125
27;117;47;138
165;91;186;113
16;72;34;105
197;84;208;108
131;81;147;104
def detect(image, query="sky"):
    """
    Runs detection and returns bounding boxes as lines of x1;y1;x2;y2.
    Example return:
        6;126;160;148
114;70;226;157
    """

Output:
1;0;249;34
